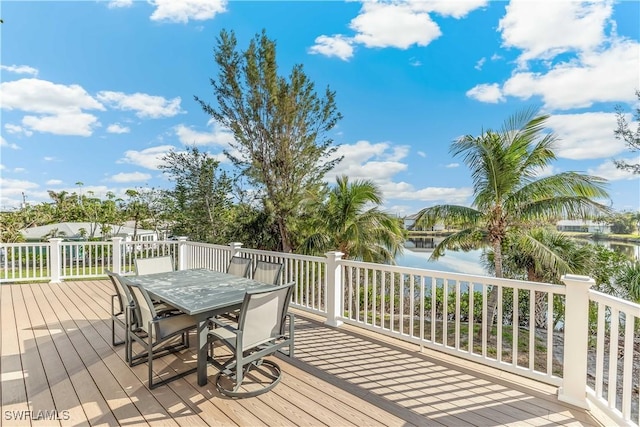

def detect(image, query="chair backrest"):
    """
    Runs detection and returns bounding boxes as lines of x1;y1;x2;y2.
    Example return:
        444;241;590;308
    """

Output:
227;256;252;277
135;256;174;276
252;261;283;286
237;282;294;349
106;269;132;313
121;277;159;335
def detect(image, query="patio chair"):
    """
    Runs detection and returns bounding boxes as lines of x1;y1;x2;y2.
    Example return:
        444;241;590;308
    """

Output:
208;282;295;398
106;270;179;355
106;269;132;347
252;260;283;286
122;276;198;389
226;256;252;278
135;256;174;275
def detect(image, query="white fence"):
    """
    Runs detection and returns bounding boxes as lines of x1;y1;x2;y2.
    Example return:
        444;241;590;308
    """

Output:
0;238;638;425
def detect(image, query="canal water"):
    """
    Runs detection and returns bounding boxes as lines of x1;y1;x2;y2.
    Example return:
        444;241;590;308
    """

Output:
395;237;640;275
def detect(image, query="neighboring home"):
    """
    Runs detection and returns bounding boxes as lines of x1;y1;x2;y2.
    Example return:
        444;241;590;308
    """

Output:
556;220;612;234
20;222;158;242
403;213;445;232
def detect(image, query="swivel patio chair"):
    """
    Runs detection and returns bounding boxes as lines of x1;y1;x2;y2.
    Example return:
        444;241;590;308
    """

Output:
135;255;174;275
122;276;198;389
226;256;252;278
208;282;295;398
252;260;283;286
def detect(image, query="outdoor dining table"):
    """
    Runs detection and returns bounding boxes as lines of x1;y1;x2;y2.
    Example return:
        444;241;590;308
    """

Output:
125;268;274;386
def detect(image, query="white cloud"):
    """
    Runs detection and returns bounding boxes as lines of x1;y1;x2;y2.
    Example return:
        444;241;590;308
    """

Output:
1;78;104;114
588;159;640;181
546;112;627;160
327;140;407;182
0;136;20;150
149;0;227;23
309;35;354;61
22;113;99;137
350;2;442;49
119;145;176;170
532;165;558;178
0;177;40;209
381;181;474;204
46;179;63;186
0;78;104;136
0;64;39;76
417;151;426;158
97;91;182;118
466;83;504;103
445;163;459;168
408;0;488;19
107;123;131;134
474;57;486;71
310;0;486;60
324;140;471;205
108;0;133;8
43;157;57;162
109;172;152;183
499;0;613;64
4;123;33;136
502;40;640;110
175;121;234;147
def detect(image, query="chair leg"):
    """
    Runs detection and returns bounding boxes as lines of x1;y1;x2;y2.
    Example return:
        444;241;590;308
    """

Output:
234;348;244;392
148;323;154;389
111;296;125;347
289;314;295;358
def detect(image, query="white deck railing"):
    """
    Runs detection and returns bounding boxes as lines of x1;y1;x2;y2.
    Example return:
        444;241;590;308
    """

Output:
0;238;637;425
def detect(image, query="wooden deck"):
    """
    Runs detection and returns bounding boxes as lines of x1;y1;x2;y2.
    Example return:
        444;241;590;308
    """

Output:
1;279;611;427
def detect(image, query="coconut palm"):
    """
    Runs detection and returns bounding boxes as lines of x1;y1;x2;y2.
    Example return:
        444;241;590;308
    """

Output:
416;108;610;334
302;175;405;263
615;260;640;303
485;228;593;329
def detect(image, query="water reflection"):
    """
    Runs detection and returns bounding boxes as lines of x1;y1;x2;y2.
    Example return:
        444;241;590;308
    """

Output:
396;237;640;275
397;238;488;276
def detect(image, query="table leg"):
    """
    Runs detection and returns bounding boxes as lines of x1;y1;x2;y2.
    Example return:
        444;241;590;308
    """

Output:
197;318;208;386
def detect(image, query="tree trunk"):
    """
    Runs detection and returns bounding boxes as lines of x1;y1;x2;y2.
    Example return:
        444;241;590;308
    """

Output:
527;267;548;330
277;217;292;253
478;240;503;341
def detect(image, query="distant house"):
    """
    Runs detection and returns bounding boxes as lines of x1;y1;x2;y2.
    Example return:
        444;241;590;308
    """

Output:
20;222;158;242
556;220;611;234
403;213;445;232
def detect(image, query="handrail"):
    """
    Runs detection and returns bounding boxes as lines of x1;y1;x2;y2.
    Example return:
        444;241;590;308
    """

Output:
1;239;638;424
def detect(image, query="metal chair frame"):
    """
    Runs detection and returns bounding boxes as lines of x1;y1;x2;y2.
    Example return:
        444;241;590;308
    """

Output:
208;282;295;398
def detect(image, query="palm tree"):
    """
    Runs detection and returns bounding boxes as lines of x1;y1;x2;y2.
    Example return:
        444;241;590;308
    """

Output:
486;228;593;329
416;108;610;334
615;260;640;303
302;175;406;263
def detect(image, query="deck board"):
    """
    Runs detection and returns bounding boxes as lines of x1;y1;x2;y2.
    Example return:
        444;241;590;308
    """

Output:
1;279;612;427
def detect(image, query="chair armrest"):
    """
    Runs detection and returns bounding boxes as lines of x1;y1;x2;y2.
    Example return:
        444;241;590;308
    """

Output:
210;317;239;333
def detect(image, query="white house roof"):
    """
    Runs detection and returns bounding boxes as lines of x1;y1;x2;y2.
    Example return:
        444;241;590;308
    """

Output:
20;222;155;240
557;220;609;227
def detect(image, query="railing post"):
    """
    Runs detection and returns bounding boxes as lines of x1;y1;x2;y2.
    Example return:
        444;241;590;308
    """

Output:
111;237;123;275
177;237;188;271
229;242;243;257
48;238;63;284
324;251;344;328
558;274;594;409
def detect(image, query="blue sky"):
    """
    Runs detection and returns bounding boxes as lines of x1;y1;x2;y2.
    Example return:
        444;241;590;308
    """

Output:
1;0;639;216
